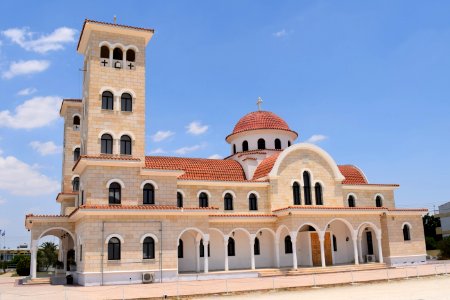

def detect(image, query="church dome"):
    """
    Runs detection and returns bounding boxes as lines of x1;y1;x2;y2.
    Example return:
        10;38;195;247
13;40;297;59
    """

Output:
227;111;298;140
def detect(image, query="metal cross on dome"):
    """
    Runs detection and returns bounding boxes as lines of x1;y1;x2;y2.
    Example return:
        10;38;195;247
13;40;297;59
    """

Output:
256;97;263;111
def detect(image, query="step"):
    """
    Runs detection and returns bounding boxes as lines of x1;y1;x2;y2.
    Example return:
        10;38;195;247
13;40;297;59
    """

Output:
258;263;387;277
24;278;51;285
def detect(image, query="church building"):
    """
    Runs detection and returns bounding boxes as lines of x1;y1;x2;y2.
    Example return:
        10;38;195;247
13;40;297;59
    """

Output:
25;19;427;286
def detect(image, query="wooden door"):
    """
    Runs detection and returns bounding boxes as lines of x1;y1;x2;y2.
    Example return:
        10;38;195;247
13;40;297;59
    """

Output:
310;232;333;266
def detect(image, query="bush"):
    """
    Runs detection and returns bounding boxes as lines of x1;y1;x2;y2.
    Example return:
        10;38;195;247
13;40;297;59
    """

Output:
437;237;450;259
16;256;30;276
426;236;438;250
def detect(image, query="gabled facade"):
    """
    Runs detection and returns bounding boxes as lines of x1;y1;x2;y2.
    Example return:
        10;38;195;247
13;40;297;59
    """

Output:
25;19;427;286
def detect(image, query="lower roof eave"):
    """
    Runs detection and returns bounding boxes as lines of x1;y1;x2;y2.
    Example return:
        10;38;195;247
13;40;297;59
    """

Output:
25;215;71;230
208;214;277;223
272;206;426;216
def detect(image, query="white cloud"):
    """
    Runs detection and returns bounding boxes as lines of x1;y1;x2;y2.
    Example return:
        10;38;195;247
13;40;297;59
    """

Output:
17;87;37;96
151;130;175;142
2;60;50;79
0;154;59;195
273;29;288;38
0;197;6;205
186;121;209;135
306;134;328;144
174;144;206;155
30;141;62;156
148;148;166;155
0;96;62;129
2;27;77;54
208;154;222;159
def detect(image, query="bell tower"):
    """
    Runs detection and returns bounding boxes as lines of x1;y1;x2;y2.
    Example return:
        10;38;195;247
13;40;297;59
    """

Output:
77;19;154;161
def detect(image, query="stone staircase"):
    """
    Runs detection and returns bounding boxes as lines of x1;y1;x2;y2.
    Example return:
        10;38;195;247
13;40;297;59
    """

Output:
23;277;51;285
258;263;387;277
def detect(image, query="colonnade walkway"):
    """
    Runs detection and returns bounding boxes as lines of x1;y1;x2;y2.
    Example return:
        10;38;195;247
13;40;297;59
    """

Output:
1;262;450;299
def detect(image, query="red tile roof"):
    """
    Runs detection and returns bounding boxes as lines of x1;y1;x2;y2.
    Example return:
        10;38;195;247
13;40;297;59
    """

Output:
338;165;368;184
253;153;281;180
227;111;298;140
209;214;277;218
145;156;249;181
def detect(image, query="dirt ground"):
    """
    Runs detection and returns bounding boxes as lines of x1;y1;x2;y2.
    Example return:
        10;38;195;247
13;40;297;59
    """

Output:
202;276;450;300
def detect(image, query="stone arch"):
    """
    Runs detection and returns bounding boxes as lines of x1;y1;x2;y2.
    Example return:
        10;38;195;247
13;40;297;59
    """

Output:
104;233;124;244
140;180;159;190
324;218;355;234
38;227;76;242
117;88;137;98
140;233;159;243
177;227;205;242
227;227;252;240
106;178;125;189
98;130;117;139
357;221;381;238
297;222;321;233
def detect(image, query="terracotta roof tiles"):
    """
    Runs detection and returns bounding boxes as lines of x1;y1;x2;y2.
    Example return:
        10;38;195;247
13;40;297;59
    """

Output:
253;153;281;180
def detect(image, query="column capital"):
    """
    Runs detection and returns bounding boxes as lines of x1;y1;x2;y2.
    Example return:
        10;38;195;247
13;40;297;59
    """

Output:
318;230;326;241
250;233;256;241
289;231;298;240
223;235;229;244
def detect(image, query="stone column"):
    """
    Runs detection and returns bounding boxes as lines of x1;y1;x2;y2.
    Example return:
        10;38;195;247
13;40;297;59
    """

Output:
203;237;209;273
195;239;200;273
358;236;364;263
319;231;326;267
352;232;359;265
275;240;280;268
376;232;384;263
290;231;298;270
30;239;38;279
250;234;256;270
224;235;229;271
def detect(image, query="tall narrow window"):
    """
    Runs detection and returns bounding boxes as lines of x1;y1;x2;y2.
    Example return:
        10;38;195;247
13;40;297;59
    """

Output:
293;182;301;205
143;237;155;259
109;182;121;204
224;193;233;210
199;192;208;208
73;116;80;126
284;236;293;254
178;239;184;258
101;134;113;154
242;141;249;152
233;144;236;154
120;135;132;155
72;177;80;192
274;138;282;149
375;195;383;208
108;237;121;260
121;93;132;112
288;141;292;147
101;91;114;110
257;138;266;150
303;171;312;205
348;195;356;207
126;49;135;62
249;193;258;211
403;225;411;241
177;192;183;208
254;237;260;255
113;48;123;60
143;183;155;204
100;46;110;59
228;237;235;256
333;235;337;252
73;147;80;161
315;183;323;205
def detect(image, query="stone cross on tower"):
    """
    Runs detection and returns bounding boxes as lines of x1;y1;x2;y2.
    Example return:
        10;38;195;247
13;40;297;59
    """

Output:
256;97;263;111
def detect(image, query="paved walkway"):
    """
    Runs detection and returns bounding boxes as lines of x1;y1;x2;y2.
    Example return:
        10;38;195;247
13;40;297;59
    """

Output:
0;262;449;299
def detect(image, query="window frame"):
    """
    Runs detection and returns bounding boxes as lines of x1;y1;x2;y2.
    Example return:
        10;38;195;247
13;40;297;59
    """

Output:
120;135;132;155
108;182;121;205
242;140;249;152
101;134;113;154
224;193;233;211
375;195;383;208
293;182;301;205
314;182;323;205
178;239;184;258
249;193;258;211
257;138;266;150
101;91;114;110
227;237;236;256
403;224;411;241
73;147;81;161
177;192;183;208
348;195;356;207
72;177;80;192
284;236;293;254
199;192;209;208
303;171;312;205
143;237;155;259
254;237;260;255
120;93;133;112
274;138;282;149
143;183;155;205
107;237;121;260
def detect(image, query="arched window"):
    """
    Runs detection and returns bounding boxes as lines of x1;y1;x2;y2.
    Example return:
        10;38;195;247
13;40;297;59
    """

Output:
288;141;292;147
284;236;293;254
315;183;323;205
120;135;132;155
143;237;155;259
100;46;109;59
178;239;183;258
121;93;132;112
73;115;80;126
403;224;411;241
293;182;301;205
177;192;183;208
254;237;260;255
303;171;312;205
108;237;121;260
199;192;208;208
257;138;266;150
227;237;235;256
224;193;233;210
199;239;210;257
233;144;236;154
143;183;155;205
101;134;113;154
242;141;249;152
72;177;80;192
274;138;281;150
348;195;356;207
249;193;258;211
375;195;383;208
101;91;114;110
126;49;135;62
109;182;121;204
73;147;80;161
333;235;337;251
113;48;123;60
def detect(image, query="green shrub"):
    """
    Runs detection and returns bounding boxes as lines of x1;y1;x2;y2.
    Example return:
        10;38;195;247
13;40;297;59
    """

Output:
16;256;30;276
437;237;450;259
426;236;438;250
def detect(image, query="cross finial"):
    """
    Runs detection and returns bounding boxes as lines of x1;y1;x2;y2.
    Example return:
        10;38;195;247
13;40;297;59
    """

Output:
113;15;117;24
256;97;263;111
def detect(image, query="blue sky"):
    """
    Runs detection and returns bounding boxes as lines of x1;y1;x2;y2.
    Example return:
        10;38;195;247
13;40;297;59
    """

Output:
1;0;450;248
